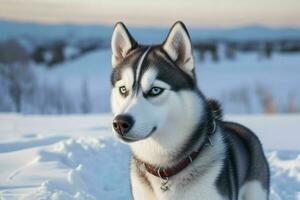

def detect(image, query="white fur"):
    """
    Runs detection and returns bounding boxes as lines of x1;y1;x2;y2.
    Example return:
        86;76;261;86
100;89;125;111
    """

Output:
112;67;165;140
112;65;204;165
238;181;268;200
129;90;203;167
111;68;134;115
131;128;226;200
140;68;158;93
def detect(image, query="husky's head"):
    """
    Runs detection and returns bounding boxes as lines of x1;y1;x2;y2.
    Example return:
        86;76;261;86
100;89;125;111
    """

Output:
110;22;206;152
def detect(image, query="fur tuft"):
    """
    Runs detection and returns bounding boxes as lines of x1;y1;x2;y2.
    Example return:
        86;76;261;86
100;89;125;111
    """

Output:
207;99;223;120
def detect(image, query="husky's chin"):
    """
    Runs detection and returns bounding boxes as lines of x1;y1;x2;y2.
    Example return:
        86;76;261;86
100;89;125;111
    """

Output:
115;126;157;143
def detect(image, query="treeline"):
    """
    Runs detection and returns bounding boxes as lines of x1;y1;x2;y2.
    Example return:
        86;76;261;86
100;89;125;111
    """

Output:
31;38;107;67
193;39;300;62
1;38;299;68
31;38;300;66
0;40;93;114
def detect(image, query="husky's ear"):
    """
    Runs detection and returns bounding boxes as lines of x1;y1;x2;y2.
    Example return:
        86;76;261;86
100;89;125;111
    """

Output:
163;21;194;76
111;22;137;68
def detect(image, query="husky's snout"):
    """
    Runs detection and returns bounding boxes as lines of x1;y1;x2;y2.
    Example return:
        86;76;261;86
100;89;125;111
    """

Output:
112;114;134;136
112;113;157;143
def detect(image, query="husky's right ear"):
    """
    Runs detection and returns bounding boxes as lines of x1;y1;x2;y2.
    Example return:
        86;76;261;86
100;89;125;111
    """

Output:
163;21;194;77
111;22;137;68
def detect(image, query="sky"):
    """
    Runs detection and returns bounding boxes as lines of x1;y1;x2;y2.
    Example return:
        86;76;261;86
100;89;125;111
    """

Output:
0;0;300;27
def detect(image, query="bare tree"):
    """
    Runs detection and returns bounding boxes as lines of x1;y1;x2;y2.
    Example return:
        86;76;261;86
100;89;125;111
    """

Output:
80;79;91;114
0;39;35;112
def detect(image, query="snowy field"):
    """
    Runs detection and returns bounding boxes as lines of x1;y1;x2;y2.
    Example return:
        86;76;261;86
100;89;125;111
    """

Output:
0;114;299;200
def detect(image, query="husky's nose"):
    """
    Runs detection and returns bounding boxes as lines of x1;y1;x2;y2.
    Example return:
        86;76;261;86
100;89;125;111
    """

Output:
113;114;134;135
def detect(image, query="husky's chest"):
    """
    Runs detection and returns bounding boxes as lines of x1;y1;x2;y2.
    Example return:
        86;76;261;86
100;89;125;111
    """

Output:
131;160;224;200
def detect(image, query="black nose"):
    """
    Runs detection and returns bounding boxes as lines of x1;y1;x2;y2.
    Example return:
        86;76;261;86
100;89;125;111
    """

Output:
113;114;134;135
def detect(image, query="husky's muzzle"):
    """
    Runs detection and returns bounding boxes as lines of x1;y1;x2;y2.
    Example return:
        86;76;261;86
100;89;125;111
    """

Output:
112;114;156;142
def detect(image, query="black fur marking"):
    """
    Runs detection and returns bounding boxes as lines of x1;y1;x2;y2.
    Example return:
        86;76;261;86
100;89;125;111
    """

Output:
215;126;239;199
207;99;223;120
227;135;239;199
111;48;145;87
215;117;270;199
137;47;196;92
159;45;196;79
216;160;231;199
112;44;196;92
215;121;270;199
223;122;270;192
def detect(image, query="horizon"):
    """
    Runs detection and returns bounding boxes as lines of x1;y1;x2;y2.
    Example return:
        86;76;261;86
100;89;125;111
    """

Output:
1;18;300;30
1;0;300;28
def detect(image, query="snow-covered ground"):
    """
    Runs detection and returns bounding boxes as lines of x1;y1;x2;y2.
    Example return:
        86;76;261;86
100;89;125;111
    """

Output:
0;114;299;200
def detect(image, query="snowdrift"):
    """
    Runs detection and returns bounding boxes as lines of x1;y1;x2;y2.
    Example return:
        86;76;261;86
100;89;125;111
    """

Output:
0;114;299;199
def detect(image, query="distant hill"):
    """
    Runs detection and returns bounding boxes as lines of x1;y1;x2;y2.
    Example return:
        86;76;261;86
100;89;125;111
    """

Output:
1;20;300;44
0;20;111;44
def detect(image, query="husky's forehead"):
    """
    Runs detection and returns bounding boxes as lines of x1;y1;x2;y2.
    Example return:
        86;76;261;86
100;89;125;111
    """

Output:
111;46;195;91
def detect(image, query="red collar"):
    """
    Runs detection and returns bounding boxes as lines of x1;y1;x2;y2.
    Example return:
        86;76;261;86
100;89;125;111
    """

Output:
134;120;216;179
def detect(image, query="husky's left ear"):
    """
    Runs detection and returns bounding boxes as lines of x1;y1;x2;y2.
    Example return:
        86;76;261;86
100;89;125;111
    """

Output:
163;21;194;77
111;22;138;68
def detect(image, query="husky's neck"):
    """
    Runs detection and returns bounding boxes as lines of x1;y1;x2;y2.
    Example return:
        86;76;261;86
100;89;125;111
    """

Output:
129;100;212;168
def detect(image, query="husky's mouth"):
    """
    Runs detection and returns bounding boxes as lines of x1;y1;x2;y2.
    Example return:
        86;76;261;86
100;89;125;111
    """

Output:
117;126;157;143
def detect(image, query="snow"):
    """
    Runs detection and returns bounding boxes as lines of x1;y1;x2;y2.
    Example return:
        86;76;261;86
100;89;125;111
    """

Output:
0;114;299;199
196;51;300;113
226;114;300;150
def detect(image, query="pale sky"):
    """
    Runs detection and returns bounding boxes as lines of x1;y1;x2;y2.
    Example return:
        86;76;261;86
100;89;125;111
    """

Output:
0;0;300;27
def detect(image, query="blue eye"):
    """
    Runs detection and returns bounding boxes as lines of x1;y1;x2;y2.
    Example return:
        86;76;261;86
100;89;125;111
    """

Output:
148;87;164;97
119;86;128;96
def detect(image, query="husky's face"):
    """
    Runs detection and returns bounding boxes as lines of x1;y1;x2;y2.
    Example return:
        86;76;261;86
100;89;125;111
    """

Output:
110;22;202;144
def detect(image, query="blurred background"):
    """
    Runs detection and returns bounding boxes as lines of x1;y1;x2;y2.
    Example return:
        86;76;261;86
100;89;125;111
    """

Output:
0;0;300;115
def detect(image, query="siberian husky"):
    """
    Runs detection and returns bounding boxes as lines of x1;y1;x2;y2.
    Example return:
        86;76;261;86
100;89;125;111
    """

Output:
110;21;270;200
